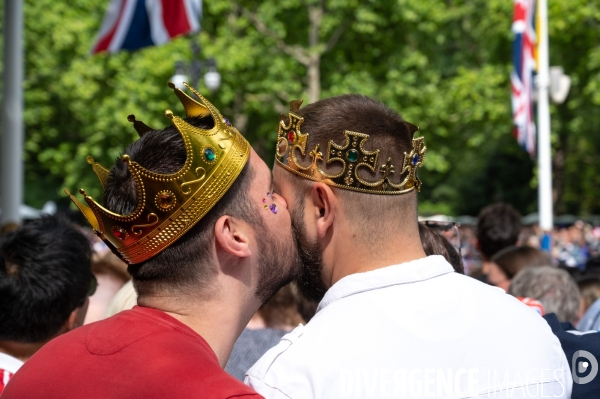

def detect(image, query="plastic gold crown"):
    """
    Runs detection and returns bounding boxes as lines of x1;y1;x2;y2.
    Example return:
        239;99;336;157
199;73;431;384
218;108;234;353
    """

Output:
65;83;250;264
275;100;426;194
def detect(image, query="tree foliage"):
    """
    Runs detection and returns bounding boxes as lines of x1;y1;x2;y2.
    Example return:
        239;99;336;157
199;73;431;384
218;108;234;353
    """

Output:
3;0;599;216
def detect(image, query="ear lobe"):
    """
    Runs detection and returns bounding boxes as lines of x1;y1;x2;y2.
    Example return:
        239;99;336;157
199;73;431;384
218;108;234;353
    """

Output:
66;309;77;331
312;183;335;239
65;303;85;332
214;215;252;259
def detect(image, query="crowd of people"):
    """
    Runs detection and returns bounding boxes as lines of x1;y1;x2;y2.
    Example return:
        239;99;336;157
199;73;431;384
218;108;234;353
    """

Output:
457;219;600;275
1;86;598;398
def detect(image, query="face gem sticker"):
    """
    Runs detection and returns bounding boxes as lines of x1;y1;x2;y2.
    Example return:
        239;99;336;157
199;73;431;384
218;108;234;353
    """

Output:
263;192;277;214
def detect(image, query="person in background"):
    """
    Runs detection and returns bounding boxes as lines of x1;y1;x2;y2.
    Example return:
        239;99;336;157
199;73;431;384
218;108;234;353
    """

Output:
577;277;600;314
475;202;522;283
103;280;137;319
575;272;600;331
509;265;600;399
418;222;464;274
487;245;552;291
84;237;130;324
555;222;590;269
0;216;94;393
226;283;307;381
509;266;582;324
457;224;480;275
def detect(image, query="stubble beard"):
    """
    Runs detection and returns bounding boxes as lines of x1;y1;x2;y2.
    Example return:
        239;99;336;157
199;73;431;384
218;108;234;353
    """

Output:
254;220;301;305
290;205;328;303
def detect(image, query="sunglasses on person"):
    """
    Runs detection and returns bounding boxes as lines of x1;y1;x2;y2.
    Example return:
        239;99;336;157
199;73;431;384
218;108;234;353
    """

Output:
419;220;462;258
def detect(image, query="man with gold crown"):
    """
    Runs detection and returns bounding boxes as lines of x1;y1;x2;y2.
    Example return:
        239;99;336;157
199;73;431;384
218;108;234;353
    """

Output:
2;84;299;398
245;95;572;398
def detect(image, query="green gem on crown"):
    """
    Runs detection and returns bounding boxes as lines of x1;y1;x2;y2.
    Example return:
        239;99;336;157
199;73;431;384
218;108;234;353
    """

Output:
203;147;216;162
346;149;359;162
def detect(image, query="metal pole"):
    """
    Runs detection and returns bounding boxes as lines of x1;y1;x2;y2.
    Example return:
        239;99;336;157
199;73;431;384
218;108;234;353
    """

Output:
537;0;553;251
1;0;24;231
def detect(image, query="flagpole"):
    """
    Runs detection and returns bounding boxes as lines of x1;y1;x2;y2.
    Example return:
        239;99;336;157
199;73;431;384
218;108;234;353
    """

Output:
537;0;553;251
0;0;24;233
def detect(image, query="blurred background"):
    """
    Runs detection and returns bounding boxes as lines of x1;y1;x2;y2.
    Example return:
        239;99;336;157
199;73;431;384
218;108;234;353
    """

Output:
0;0;599;267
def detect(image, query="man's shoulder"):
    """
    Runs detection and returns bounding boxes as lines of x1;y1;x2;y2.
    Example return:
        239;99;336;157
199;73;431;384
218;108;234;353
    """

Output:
24;307;183;359
246;273;570;397
3;308;262;399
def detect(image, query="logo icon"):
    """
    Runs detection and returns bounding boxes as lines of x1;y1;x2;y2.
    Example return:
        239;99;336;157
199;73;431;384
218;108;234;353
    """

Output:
572;350;598;384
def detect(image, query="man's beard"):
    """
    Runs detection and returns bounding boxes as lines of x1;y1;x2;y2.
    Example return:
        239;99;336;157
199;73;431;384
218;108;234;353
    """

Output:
290;205;328;303
254;221;300;304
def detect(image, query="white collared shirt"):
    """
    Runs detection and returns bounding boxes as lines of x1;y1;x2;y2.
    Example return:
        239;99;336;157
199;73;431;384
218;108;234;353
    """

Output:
246;256;572;398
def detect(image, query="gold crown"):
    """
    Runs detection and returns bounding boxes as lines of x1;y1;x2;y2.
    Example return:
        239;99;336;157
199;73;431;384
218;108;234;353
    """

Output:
275;100;426;194
65;83;250;264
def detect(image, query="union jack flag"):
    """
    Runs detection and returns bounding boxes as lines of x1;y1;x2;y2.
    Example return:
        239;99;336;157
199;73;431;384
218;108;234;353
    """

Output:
91;0;201;54
511;0;537;155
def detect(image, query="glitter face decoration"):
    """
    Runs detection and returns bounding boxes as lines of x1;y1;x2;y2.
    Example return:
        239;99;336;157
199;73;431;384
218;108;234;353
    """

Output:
262;192;278;214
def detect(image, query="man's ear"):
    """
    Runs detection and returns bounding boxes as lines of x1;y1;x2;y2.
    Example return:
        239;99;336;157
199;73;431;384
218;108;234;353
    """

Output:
214;215;252;259
311;183;336;239
64;299;88;333
64;311;78;333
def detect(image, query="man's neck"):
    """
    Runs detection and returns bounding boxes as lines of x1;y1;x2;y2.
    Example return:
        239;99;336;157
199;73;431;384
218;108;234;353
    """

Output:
139;290;260;368
325;234;427;287
0;341;46;362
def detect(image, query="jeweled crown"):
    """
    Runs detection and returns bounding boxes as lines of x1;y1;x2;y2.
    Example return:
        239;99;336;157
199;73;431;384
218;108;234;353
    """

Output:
275;100;426;194
66;83;250;264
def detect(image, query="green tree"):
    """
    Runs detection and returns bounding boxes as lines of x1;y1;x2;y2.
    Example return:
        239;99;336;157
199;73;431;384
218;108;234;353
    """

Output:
3;0;599;217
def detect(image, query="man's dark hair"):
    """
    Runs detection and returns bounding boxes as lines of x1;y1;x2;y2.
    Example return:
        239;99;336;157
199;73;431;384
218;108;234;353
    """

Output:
476;202;522;260
418;224;464;274
103;116;260;298
0;215;92;343
491;245;551;279
290;94;419;243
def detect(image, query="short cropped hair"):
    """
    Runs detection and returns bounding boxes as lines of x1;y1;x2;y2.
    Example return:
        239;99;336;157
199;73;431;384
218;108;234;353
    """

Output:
103;116;260;298
476;203;522;260
289;95;419;242
509;266;581;324
491;245;552;279
0;216;92;343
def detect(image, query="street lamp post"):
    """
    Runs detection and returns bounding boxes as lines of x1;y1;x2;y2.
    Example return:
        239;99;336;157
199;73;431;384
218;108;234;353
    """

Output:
1;0;24;233
171;37;221;93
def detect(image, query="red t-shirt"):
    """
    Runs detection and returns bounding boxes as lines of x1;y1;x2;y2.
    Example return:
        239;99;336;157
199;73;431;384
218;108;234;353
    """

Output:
2;306;262;399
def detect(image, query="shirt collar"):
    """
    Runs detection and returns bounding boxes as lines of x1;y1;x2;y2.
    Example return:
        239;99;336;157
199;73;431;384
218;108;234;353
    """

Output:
316;255;454;313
